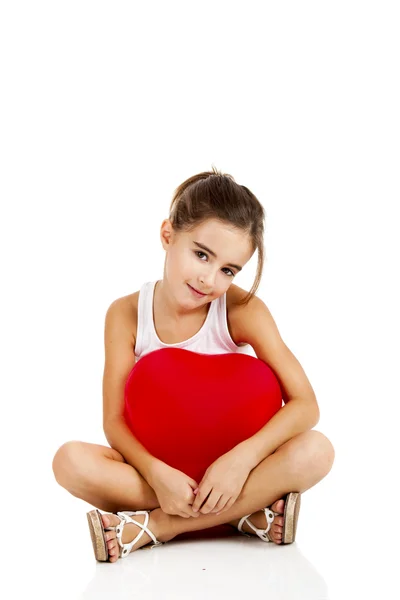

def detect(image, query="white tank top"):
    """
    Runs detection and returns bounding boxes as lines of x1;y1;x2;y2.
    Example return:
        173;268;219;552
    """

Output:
134;280;255;361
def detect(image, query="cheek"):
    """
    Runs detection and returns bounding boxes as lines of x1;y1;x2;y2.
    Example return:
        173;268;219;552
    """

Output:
166;251;189;275
177;251;193;270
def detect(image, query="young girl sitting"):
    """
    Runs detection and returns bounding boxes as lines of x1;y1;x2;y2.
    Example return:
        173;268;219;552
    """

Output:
52;166;335;563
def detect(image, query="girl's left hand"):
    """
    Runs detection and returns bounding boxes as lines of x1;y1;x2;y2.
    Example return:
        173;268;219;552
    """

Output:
191;448;253;515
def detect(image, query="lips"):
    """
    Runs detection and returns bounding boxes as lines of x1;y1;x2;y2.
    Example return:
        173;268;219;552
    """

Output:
188;284;206;296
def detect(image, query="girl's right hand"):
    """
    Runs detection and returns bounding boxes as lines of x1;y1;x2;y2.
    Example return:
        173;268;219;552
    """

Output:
149;462;201;518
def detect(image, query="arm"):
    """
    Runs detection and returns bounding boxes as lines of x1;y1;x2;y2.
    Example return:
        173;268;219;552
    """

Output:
234;397;319;470
230;294;320;469
102;298;163;487
104;417;163;486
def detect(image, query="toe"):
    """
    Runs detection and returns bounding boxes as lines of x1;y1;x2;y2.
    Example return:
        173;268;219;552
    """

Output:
105;530;116;542
102;514;110;528
108;540;120;561
102;512;121;530
266;501;285;544
270;499;285;514
270;523;283;544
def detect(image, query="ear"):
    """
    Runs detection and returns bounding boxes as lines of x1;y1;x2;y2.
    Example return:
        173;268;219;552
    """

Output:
160;218;174;248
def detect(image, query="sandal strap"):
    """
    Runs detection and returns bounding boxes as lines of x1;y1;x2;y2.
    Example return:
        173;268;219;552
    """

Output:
238;507;277;542
109;511;163;558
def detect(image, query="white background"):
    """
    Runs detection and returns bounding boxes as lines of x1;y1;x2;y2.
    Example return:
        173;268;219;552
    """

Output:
1;1;399;598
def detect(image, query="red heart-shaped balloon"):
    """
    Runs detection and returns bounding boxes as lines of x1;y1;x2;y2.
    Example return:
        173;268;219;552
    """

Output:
124;347;282;482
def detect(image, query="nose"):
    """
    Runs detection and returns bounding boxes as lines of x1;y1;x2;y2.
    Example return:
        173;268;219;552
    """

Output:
199;271;217;291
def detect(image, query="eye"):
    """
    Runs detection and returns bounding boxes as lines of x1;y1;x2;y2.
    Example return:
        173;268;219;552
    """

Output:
193;251;235;277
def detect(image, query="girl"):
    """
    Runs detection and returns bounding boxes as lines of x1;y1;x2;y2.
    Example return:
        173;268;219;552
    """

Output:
52;166;335;563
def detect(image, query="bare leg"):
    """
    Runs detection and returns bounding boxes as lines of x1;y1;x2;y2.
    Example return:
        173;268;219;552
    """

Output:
52;441;160;513
103;430;335;560
163;430;334;538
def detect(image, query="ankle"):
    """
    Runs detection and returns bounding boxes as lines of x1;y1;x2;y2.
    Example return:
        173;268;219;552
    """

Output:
154;508;177;543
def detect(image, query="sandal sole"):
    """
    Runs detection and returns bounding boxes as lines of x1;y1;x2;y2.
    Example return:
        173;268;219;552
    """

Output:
282;492;301;544
87;509;109;562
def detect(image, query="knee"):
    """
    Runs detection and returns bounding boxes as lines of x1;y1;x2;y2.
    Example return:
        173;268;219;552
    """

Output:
291;430;335;477
52;441;86;486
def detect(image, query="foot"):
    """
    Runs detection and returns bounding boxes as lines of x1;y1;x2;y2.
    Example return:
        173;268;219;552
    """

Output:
229;498;285;544
101;508;172;563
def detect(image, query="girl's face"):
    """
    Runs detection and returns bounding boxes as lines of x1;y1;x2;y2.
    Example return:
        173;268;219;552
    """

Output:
160;218;254;308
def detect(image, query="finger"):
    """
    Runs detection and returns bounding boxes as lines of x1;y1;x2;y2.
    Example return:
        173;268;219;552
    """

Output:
200;490;222;515
178;512;190;518
192;485;210;512
191;482;202;505
216;497;235;515
217;497;236;515
211;496;229;513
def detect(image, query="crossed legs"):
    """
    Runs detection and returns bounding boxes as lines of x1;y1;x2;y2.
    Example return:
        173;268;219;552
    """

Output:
53;429;334;546
153;429;334;540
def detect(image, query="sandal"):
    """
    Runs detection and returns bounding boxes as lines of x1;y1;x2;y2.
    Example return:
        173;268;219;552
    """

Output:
235;492;301;544
87;508;164;562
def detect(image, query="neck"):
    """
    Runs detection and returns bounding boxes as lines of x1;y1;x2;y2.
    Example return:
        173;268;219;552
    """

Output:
154;280;209;321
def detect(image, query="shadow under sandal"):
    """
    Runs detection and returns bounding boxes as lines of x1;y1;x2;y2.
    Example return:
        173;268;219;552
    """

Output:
87;509;164;562
237;492;301;544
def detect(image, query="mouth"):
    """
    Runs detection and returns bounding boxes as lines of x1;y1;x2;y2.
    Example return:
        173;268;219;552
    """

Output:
187;284;206;297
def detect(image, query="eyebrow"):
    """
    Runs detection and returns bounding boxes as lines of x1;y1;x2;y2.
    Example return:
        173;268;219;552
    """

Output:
193;241;243;272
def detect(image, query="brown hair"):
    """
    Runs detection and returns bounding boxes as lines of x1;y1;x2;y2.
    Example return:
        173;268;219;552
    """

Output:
168;165;266;307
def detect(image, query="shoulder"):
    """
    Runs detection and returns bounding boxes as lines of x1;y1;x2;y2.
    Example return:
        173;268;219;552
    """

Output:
225;283;261;346
227;285;318;405
108;291;139;319
105;291;139;345
226;282;248;311
227;284;282;351
226;283;285;353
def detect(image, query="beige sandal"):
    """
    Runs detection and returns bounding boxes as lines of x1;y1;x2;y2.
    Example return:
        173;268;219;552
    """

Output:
236;492;301;544
87;508;164;562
